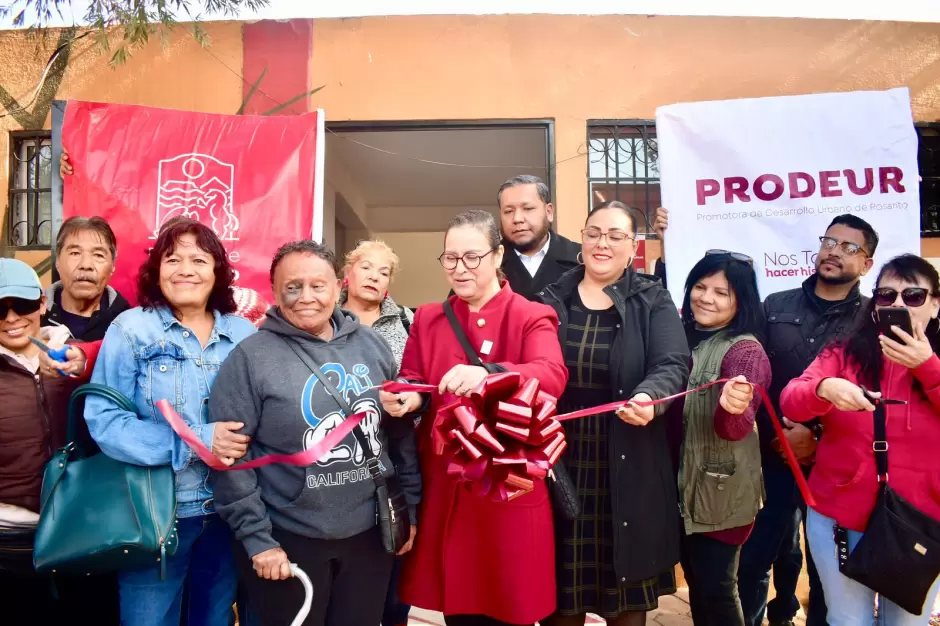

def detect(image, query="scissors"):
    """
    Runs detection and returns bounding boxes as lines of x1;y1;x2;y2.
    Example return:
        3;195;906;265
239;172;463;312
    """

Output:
29;336;69;375
860;385;907;406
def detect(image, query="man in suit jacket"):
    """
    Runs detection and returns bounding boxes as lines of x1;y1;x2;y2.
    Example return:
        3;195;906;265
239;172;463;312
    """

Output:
497;175;581;301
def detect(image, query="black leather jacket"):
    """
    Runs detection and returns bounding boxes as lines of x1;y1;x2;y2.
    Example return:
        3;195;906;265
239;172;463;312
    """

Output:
759;274;866;462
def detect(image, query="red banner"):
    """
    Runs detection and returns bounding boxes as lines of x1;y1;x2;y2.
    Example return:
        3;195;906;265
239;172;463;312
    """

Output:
62;101;325;305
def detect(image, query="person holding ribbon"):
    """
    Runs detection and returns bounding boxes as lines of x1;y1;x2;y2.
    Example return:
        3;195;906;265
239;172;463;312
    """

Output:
536;201;690;626
780;253;940;624
382;209;567;626
673;251;770;626
208;239;421;626
83;218;256;626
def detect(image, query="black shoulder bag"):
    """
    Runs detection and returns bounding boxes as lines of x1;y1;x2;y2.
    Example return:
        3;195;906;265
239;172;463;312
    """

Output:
282;338;410;555
441;300;582;520
835;387;940;615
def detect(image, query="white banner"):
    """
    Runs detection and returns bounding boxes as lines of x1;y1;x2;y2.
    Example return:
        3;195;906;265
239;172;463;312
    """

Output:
657;88;921;308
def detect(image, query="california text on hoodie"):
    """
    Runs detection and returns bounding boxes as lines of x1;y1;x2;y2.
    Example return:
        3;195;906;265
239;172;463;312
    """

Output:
780;348;940;532
208;306;421;558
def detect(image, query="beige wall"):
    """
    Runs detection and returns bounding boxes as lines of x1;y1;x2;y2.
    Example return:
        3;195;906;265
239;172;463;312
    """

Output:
0;22;245;279
344;229;449;307
309;14;940;249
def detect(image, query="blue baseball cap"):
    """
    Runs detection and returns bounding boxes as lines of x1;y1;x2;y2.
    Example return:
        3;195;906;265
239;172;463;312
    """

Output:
0;258;42;302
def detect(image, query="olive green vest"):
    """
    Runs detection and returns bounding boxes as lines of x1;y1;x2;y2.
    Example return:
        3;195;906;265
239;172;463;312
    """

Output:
678;332;764;535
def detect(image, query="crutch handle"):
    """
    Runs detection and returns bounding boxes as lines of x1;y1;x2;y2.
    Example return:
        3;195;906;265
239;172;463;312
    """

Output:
289;563;313;626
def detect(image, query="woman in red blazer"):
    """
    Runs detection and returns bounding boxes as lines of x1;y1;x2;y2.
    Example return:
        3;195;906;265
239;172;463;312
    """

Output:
380;209;568;626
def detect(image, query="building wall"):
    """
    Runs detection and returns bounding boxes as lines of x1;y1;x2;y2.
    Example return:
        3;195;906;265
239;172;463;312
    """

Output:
3;14;940;282
308;14;940;246
0;22;245;278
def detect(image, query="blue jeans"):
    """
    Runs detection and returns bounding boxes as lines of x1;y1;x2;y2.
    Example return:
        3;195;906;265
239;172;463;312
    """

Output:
118;514;237;626
738;460;827;625
806;507;940;625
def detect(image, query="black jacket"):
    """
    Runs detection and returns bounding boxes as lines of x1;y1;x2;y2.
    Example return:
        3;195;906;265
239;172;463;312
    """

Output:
759;274;866;463
539;266;690;582
41;282;131;342
501;231;581;302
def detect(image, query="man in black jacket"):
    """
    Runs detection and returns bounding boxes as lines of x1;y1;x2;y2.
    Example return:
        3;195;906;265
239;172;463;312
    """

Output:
737;214;878;626
42;216;130;341
497;175;581;300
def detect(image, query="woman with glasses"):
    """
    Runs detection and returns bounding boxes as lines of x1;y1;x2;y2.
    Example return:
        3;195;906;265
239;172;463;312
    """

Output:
670;250;770;626
381;209;568;626
538;201;691;626
781;254;940;624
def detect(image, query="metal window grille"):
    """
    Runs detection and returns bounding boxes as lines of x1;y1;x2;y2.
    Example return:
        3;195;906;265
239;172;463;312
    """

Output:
918;124;940;237
587;121;660;235
8;131;53;249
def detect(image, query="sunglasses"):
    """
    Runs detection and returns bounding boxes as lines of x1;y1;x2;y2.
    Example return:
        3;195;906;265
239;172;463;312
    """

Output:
0;297;42;318
873;287;930;308
706;249;754;266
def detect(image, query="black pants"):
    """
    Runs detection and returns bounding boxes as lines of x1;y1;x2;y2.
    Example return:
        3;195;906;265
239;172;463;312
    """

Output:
444;617;532;626
681;532;745;626
235;526;393;626
4;571;121;626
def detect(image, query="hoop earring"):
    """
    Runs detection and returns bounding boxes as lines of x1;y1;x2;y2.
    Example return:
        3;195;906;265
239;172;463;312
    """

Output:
577;252;584;265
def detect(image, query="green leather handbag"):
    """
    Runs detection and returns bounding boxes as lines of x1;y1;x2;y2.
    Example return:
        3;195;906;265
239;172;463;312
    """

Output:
33;384;179;579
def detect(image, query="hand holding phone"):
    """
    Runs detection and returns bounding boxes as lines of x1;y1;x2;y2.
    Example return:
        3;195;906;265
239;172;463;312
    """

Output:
877;308;934;370
876;307;913;344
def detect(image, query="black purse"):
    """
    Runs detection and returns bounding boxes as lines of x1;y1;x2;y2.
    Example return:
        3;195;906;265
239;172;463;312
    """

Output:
835;387;940;615
442;300;582;520
282;338;411;555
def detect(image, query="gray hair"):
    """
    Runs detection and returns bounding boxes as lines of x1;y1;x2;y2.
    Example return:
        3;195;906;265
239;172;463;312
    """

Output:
496;175;551;207
55;216;118;260
269;240;338;284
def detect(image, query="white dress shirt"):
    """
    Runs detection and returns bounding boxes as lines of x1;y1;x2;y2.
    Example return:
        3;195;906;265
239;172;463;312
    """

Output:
515;236;551;277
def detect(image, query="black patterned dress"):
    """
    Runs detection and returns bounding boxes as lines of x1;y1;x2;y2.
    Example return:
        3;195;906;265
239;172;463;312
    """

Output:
555;290;676;617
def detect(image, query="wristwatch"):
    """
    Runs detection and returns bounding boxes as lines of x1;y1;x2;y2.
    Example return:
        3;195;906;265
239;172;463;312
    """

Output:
809;422;824;441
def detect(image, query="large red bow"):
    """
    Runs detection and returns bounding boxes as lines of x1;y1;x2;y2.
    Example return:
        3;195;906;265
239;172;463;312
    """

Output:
431;372;567;502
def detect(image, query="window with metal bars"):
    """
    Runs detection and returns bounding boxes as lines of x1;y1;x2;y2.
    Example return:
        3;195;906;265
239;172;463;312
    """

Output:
917;124;940;237
587;121;659;235
7;131;53;249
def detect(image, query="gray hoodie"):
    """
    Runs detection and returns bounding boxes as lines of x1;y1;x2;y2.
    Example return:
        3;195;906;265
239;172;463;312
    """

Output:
208;306;421;558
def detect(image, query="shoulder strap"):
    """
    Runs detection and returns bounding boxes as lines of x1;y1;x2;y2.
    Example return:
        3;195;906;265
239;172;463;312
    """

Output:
399;307;411;334
873;399;889;481
442;300;483;367
280;337;385;482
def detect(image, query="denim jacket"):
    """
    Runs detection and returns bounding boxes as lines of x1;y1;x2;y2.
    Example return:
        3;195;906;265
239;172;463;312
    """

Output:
85;306;256;518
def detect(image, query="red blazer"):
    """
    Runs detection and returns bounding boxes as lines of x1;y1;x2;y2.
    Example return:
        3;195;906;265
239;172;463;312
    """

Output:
398;284;568;623
781;348;940;531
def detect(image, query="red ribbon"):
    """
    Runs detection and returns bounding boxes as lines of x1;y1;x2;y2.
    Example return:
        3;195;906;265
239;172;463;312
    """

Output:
428;372;567;502
156;376;816;508
389;377;816;508
155;399;368;471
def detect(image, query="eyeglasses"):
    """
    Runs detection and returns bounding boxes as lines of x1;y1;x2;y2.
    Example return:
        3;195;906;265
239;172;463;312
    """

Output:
438;248;497;270
873;287;930;308
581;227;634;246
0;297;42;318
819;236;868;257
706;249;754;266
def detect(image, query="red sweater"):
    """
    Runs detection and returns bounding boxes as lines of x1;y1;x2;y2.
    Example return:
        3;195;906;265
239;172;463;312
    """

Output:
780;349;940;531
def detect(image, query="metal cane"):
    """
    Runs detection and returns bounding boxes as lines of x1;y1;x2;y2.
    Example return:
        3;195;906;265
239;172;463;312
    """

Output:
289;563;314;626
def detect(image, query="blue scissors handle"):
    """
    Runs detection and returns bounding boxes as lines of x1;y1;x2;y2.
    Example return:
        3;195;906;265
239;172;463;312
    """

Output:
47;346;69;362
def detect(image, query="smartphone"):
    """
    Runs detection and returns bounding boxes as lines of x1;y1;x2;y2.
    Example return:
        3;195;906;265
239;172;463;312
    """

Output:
876;307;914;343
